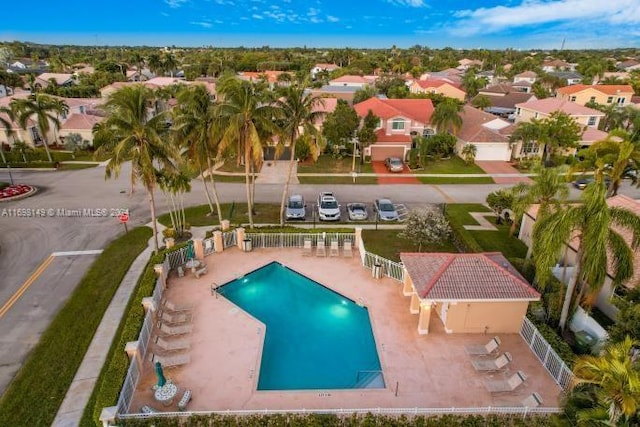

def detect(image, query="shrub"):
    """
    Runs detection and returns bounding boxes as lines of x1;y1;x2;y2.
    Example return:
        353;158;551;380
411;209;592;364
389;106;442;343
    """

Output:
527;316;577;367
408;148;419;169
295;136;311;162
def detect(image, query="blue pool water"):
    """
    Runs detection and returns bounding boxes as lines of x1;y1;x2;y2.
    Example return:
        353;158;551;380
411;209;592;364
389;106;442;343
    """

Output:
218;262;383;390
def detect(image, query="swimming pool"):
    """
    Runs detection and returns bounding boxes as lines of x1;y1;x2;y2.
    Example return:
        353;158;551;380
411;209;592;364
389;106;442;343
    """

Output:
218;262;384;390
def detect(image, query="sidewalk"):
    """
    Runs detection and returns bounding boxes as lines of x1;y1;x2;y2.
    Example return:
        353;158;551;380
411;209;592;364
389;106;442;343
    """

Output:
52;226;156;427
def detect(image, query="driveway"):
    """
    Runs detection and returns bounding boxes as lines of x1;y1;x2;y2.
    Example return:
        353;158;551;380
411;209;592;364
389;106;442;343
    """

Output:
371;161;421;185
475;161;532;184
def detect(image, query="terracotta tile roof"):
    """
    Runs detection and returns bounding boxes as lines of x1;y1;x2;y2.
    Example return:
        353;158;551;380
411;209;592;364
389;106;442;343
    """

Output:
36;73;74;85
374;128;411;143
580;127;608;142
238;71;292;83
354;97;434;124
543;59;570;67
557;84;635;96
515;71;537;78
61;113;104;131
457;106;511;143
516;98;603;116
313;63;340;70
329;75;373;84
400;253;540;301
480;83;514;94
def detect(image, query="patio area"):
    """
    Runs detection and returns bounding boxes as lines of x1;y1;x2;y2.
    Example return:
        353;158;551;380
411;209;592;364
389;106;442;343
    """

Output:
129;247;563;413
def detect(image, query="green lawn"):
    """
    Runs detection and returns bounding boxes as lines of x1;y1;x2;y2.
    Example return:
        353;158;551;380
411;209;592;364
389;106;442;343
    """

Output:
417;176;494;184
445;203;528;258
298;176;378;184
158;202;282;227
362;229;458;262
297;155;373;174
0;227;152;427
414;156;488;174
59;163;98;170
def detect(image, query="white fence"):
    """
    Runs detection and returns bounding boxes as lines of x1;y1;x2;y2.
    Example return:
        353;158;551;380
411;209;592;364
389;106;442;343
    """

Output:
118;405;561;420
520;317;574;391
165;243;193;269
246;232;355;249
116;356;140;415
203;237;216;255
222;231;236;248
137;310;155;363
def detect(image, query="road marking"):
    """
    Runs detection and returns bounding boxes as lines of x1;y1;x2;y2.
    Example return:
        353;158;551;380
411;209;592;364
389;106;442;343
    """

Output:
431;185;456;203
0;255;54;319
52;250;103;257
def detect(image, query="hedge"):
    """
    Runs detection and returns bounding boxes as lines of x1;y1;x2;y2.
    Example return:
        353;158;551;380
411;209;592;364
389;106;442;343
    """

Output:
116;413;557;426
0;227;152;427
81;242;190;427
528;316;577;368
443;210;483;253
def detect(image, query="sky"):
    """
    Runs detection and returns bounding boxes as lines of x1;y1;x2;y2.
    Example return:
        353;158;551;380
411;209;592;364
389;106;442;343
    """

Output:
2;0;640;49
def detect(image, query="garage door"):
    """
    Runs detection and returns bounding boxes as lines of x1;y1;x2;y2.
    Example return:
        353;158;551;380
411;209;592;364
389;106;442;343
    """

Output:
370;146;406;162
474;143;511;161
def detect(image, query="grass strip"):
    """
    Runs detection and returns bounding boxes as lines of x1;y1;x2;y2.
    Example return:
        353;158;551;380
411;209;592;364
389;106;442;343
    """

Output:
362;229;458;261
0;227;152;427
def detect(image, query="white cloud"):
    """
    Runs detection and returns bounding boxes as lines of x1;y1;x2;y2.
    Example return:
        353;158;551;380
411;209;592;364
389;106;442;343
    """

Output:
453;0;640;36
252;14;264;19
164;0;187;8
327;15;339;22
386;0;425;7
190;21;213;28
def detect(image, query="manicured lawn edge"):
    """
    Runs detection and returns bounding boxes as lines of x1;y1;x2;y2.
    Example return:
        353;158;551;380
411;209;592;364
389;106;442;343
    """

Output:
443;204;485;253
0;227;152;427
81;241;190;427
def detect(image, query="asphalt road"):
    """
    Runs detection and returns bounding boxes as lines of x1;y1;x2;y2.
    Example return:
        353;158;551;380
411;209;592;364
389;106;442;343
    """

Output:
0;164;638;395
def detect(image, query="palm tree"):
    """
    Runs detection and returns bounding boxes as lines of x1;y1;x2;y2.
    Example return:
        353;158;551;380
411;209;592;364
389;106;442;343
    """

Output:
94;84;177;251
431;98;463;135
156;170;191;238
0;106;16;164
586;130;640;197
571;336;640;425
172;84;224;222
510;119;546;159
274;80;325;226
10;94;69;162
216;76;278;228
533;182;640;330
163;53;179;78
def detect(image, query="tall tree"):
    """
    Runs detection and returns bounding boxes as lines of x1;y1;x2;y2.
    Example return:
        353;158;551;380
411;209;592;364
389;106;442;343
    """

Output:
357;109;379;165
430;98;463;135
274;80;324;226
543;111;582;164
94;84;177;251
321;99;359;148
216;76;277;228
10;94;69;162
533;182;640;330
0;106;16;164
172;84;224;222
571;336;640;426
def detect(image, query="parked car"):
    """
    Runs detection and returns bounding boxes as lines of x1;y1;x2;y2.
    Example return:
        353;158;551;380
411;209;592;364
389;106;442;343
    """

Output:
374;198;399;221
573;176;611;190
347;203;368;221
384;157;404;173
285;194;306;220
317;192;341;221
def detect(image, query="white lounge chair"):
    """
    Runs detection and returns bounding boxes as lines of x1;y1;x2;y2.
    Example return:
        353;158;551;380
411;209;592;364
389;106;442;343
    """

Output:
343;240;353;257
485;371;527;393
163;300;193;313
302;239;312;256
161;311;191;325
471;352;512;372
152;353;191;368
194;266;208;278
156;336;191;352
521;392;543;407
159;323;193;336
177;389;192;411
316;239;326;257
329;240;339;257
141;404;159;414
465;336;501;356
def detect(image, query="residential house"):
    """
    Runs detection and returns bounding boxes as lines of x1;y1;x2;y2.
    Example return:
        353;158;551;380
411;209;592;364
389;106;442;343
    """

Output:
593;72;630;84
0;95;39;149
518;195;640;321
237;71;293;88
474;90;537;120
58;113;104;147
616;59;640;71
126;68;155;82
311;63;340;79
309;85;361;104
409;80;466;101
35;73;75;89
556;84;634;107
542;59;573;72
400;252;540;334
456;58;483;71
7;58;48;73
548;71;583;85
513;98;606;157
513;71;537;84
419;69;462;85
476;70;496;84
455;106;513;161
353;97;434;161
328;75;376;88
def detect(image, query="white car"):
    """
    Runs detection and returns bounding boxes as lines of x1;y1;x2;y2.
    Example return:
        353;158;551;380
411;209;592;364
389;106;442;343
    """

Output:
317;192;341;221
347;203;368;221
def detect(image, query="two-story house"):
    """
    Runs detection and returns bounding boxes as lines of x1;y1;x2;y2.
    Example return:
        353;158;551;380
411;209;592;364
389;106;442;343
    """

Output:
409;80;466;101
513;98;607;157
556;84;634;107
34;73;76;89
513;71;537;84
328;75;376;88
310;63;340;79
541;59;573;73
353;97;434;161
455;106;513;161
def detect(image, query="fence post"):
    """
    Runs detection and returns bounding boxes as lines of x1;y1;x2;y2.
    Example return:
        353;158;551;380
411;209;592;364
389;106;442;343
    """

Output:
99;406;118;427
355;227;362;248
213;231;223;253
154;263;166;290
236;228;245;250
124;341;142;374
193;238;204;260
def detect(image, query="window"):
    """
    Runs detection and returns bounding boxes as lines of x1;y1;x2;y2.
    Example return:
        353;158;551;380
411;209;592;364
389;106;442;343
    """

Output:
589;96;596;103
423;128;435;138
607;96;614;103
516;107;521;116
570;96;577;102
617;97;625;105
534;112;539;119
521;141;540;155
391;118;405;130
376;119;383;129
588;116;597;126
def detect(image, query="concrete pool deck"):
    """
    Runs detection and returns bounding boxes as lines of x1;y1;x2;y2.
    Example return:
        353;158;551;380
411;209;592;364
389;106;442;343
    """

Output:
130;247;562;412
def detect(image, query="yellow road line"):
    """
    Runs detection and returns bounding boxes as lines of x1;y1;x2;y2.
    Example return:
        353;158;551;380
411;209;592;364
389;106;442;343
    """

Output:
0;255;54;319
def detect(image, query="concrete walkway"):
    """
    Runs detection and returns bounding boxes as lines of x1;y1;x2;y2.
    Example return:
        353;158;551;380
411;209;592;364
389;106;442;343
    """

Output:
463;212;498;231
52;227;156;427
255;160;298;184
475;161;532;184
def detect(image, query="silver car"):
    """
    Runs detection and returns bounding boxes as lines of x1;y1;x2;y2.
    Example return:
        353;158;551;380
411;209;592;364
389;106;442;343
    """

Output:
374;198;399;221
285;195;306;220
318;192;341;221
385;157;404;173
347;203;368;221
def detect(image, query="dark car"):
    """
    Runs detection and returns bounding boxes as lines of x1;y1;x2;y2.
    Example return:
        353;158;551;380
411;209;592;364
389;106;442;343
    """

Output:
384;157;404;173
573;176;611;190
